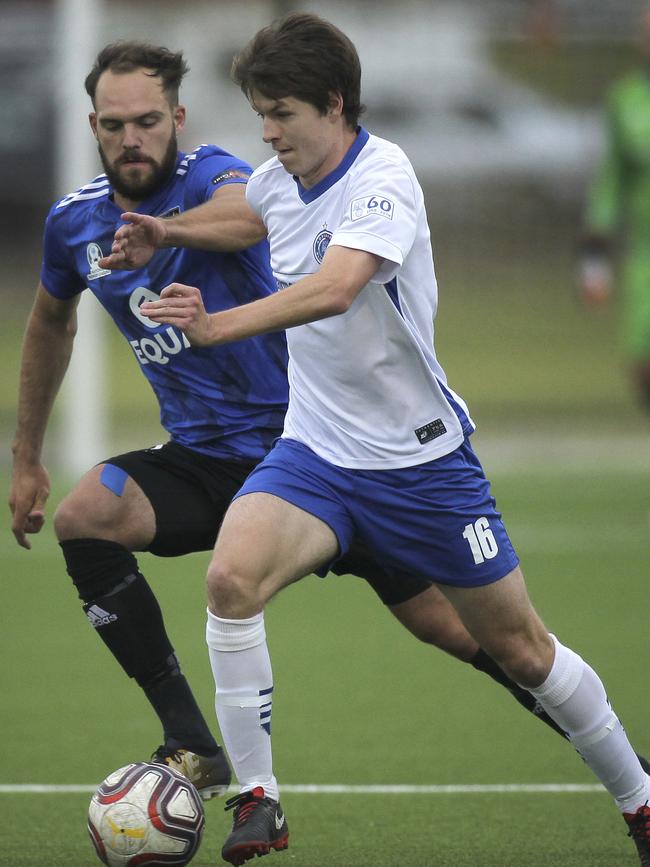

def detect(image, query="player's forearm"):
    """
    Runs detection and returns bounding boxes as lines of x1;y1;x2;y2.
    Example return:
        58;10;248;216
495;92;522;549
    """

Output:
12;314;76;463
161;197;267;253
146;247;379;344
205;271;353;344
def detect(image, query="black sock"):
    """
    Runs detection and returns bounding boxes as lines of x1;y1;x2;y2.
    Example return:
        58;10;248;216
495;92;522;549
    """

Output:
470;648;568;739
145;673;219;756
63;543;220;756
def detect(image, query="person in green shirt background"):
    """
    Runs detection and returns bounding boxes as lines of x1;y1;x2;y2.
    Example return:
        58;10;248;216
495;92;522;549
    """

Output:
580;4;650;411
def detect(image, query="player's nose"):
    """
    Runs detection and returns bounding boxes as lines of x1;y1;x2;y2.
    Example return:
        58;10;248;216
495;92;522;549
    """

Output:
121;123;143;149
262;117;280;144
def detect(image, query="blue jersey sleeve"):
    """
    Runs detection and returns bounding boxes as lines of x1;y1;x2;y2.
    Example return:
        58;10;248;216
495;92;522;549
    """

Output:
40;204;86;299
183;147;254;211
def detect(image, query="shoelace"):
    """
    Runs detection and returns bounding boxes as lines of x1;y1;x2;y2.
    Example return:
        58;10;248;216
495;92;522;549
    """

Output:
152;745;183;764
627;803;650;840
225;790;263;827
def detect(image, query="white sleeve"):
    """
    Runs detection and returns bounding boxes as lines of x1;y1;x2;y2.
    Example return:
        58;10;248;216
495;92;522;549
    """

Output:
245;175;263;219
245;156;278;221
329;161;418;283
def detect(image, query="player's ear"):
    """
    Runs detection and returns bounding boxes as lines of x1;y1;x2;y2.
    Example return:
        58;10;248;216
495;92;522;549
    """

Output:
89;112;98;138
327;92;344;121
173;104;186;133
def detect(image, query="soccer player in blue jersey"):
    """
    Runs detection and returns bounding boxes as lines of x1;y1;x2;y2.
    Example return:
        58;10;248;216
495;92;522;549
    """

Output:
9;41;290;799
120;15;650;865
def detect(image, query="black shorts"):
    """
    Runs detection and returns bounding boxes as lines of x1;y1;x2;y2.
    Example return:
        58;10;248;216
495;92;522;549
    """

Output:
333;543;433;607
104;442;257;557
103;441;432;605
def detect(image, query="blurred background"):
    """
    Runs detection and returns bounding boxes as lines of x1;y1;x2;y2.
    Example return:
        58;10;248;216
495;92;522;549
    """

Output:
2;0;649;479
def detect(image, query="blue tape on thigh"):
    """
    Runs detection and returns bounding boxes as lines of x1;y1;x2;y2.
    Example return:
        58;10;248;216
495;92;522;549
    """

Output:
100;463;129;497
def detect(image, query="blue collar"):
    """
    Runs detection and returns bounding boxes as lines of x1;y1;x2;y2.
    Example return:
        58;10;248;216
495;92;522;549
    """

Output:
294;127;369;204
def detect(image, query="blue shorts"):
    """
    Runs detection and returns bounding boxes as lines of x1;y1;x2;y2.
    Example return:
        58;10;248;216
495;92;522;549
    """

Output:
234;438;519;589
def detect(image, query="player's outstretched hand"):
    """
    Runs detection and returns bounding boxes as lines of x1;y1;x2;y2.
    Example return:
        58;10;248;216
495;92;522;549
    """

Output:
9;463;51;549
140;283;215;346
99;212;168;270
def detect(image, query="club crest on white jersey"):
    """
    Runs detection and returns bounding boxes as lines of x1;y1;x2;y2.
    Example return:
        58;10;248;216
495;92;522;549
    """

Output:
312;228;332;263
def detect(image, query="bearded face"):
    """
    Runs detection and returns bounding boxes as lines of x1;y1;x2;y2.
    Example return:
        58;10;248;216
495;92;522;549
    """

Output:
98;129;178;202
90;67;186;207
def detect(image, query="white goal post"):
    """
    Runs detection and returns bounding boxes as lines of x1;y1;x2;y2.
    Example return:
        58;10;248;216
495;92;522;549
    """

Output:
56;0;109;476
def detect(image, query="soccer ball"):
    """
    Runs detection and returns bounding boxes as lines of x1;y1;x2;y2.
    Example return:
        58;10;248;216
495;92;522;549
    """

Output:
87;762;205;866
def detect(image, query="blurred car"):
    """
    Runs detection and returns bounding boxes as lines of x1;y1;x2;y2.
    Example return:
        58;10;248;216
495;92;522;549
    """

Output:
345;3;603;197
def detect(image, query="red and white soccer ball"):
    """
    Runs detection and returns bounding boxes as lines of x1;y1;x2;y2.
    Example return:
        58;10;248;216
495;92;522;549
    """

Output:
87;762;205;866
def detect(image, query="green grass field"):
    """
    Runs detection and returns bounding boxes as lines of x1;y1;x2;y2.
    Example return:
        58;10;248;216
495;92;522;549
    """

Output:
2;171;648;864
2;464;648;866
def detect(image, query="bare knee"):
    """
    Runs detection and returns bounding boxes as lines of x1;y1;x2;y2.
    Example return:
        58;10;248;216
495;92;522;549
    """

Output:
53;467;155;547
442;567;555;687
206;558;268;620
487;630;555;689
53;489;106;541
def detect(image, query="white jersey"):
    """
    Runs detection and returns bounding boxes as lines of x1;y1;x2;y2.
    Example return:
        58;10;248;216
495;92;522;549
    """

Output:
246;128;474;470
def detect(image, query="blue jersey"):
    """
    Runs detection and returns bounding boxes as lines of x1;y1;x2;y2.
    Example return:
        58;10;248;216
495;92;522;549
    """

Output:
41;145;288;461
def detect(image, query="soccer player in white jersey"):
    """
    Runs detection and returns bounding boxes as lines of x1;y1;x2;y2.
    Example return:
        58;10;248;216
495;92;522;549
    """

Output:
107;14;650;865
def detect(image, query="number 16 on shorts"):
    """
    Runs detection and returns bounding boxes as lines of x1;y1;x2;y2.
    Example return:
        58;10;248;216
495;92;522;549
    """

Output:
463;517;499;565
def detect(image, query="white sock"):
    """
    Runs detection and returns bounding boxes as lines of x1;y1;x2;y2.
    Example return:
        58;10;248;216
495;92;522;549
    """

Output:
206;609;279;801
526;635;650;813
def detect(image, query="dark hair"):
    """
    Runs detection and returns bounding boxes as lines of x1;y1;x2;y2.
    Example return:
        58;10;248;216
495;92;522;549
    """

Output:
85;41;189;106
231;12;364;128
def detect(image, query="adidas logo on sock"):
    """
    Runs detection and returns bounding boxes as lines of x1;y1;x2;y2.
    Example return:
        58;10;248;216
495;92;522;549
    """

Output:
86;605;118;627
